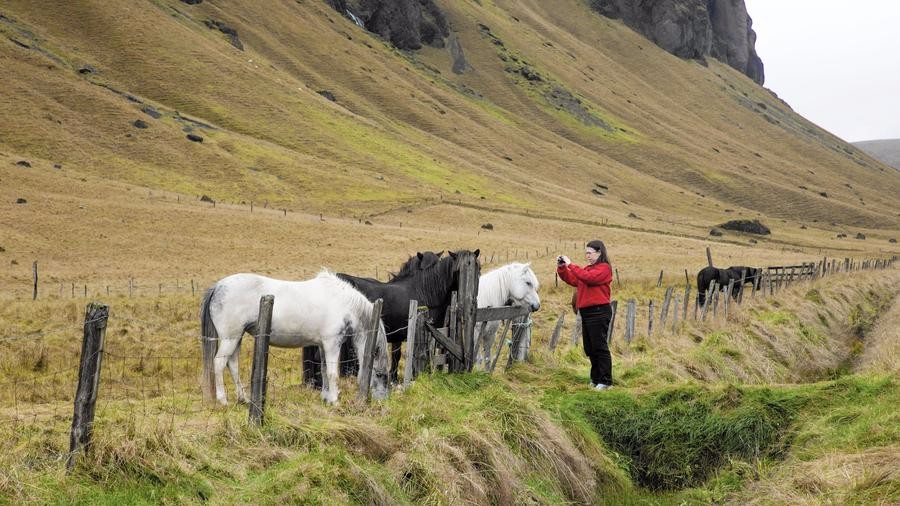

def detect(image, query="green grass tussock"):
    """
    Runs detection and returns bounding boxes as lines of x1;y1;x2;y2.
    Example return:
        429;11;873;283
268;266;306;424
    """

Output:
562;384;800;491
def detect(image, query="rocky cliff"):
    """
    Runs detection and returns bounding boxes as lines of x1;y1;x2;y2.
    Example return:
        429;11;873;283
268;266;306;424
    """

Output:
589;0;764;84
331;0;763;84
327;0;449;50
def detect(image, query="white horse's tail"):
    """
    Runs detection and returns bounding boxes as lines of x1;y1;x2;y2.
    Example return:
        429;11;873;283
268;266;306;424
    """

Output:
199;286;218;401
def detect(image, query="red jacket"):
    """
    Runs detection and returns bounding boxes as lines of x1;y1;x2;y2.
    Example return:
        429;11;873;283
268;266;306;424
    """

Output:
558;262;613;308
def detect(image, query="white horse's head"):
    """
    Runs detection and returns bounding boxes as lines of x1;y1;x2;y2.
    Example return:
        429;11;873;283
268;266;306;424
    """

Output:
370;321;390;400
507;263;541;312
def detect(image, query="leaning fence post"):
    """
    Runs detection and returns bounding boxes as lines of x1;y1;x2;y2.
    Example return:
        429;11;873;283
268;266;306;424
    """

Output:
403;300;418;387
357;299;383;403
682;285;691;322
737;269;747;304
249;295;274;425
659;287;673;328
489;318;512;373
548;312;566;351
67;302;109;471
569;313;582;346
606;300;618;345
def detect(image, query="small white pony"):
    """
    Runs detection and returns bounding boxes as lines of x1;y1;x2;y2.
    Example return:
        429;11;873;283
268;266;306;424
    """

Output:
200;271;390;405
475;263;541;370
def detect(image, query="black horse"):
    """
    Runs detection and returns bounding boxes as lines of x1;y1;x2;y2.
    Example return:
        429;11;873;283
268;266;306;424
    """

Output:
696;266;762;305
337;249;478;383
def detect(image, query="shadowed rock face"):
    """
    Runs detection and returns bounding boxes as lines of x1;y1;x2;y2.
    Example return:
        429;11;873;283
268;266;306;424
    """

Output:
590;0;764;84
327;0;449;50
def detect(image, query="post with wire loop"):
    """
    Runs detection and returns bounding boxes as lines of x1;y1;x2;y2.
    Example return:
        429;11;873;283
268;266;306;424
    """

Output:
249;295;274;426
403;300;418;387
357;298;383;403
67;302;109;471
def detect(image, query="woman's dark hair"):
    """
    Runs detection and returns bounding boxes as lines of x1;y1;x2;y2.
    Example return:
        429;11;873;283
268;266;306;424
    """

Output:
586;240;611;267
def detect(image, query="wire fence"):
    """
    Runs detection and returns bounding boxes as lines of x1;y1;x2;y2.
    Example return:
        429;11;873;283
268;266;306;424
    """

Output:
0;254;894;471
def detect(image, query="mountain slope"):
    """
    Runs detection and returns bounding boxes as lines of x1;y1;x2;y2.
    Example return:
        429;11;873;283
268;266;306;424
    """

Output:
1;0;898;231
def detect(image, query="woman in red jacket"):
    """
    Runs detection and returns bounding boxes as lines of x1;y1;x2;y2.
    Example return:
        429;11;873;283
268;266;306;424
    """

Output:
557;240;614;390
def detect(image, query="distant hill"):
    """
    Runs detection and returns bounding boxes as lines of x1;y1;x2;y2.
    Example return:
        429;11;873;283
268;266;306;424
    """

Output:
852;139;900;170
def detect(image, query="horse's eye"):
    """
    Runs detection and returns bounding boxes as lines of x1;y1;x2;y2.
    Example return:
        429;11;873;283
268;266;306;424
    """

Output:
525;281;532;287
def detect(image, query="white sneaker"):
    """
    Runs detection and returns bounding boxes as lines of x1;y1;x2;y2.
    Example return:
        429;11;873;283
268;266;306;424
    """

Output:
594;384;611;391
589;382;596;388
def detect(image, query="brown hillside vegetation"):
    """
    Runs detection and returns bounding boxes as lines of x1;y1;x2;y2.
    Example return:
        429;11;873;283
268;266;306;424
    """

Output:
1;0;898;293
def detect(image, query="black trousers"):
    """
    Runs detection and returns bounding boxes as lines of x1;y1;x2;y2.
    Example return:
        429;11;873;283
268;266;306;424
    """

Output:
580;304;612;385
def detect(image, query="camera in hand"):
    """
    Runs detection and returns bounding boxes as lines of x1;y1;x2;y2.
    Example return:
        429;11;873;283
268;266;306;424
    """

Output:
557;256;565;265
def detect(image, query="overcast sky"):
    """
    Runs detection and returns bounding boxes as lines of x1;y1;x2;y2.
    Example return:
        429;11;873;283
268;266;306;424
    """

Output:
744;0;900;142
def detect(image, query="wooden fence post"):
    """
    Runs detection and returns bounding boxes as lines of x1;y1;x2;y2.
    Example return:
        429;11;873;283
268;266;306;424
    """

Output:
671;297;680;333
682;285;691;322
657;270;664;288
548;312;566;351
737;269;747;304
32;261;38;300
723;280;734;319
446;291;459;371
457;253;480;372
403;300;418;387
357;299;383;403
625;300;636;344
647;300;655;336
706;247;713;267
606;300;618;345
659;287;673;328
67;302;109;471
712;286;721;318
507;314;532;368
615;268;621;287
570;313;581;346
701;281;715;321
249;295;274;425
489;319;512;373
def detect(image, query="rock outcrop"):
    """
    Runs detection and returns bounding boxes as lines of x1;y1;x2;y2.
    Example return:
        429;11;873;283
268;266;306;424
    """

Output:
327;0;449;50
589;0;764;84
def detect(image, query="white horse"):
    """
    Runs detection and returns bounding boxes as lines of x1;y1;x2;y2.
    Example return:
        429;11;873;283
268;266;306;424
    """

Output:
200;271;390;405
475;263;541;370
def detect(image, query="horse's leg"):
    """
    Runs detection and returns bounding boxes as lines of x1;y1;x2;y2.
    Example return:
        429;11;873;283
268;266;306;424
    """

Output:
227;339;248;404
317;345;327;396
322;341;341;404
214;337;239;405
390;341;401;384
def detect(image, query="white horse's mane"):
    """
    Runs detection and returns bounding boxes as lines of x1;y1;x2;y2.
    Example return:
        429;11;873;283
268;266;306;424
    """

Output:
315;269;376;333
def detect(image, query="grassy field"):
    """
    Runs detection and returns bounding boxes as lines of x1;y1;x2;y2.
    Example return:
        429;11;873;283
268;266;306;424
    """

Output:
0;265;897;504
1;0;899;503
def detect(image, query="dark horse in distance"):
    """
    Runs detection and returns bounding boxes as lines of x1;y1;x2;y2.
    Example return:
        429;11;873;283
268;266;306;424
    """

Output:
338;249;478;383
696;266;762;305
